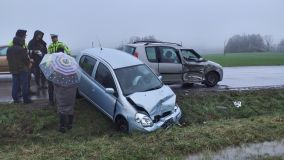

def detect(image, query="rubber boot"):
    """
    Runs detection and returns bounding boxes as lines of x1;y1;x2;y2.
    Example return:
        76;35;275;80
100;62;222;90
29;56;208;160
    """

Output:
59;114;66;133
67;115;74;130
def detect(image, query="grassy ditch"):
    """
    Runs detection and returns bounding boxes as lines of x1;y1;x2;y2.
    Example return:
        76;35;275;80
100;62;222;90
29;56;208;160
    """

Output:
0;89;284;159
203;52;284;67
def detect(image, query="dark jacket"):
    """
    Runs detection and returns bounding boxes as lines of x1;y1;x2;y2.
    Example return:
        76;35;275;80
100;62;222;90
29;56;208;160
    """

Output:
28;30;47;65
7;37;30;74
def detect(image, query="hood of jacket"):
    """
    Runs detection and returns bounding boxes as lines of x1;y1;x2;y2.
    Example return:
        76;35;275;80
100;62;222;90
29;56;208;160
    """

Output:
13;37;25;47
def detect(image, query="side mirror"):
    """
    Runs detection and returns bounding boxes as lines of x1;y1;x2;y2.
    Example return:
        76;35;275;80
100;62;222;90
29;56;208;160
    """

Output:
198;58;204;62
158;76;163;80
106;88;115;94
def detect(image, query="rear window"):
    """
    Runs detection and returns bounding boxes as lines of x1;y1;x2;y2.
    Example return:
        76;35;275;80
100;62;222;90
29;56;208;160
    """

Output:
123;46;136;55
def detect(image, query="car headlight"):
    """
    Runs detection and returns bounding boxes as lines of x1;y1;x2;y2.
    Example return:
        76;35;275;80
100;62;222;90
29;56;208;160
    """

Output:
135;113;153;127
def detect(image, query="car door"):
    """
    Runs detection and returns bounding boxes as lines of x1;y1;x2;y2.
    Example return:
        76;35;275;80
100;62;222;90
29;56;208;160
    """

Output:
92;62;117;118
0;46;8;73
78;55;98;98
157;46;183;83
181;49;205;82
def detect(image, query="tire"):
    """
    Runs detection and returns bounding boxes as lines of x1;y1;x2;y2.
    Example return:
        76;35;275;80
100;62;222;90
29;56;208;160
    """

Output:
115;116;129;133
204;72;219;87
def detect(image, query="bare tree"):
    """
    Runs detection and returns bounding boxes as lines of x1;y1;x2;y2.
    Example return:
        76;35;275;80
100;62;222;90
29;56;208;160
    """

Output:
263;35;273;51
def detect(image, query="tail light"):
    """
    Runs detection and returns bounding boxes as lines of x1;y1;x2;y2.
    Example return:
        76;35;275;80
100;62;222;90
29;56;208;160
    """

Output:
133;52;139;58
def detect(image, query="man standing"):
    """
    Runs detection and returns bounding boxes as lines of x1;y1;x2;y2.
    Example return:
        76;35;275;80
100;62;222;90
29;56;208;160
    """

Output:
47;34;71;105
7;36;32;104
28;30;48;90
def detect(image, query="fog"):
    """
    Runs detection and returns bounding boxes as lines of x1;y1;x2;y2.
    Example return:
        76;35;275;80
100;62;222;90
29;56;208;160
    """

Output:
1;0;283;53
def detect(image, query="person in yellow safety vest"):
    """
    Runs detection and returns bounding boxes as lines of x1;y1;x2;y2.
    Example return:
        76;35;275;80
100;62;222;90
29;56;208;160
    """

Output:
48;34;70;54
47;34;71;106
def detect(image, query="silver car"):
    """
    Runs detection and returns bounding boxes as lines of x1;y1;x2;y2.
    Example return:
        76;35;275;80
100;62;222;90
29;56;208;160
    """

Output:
76;48;182;132
123;41;223;87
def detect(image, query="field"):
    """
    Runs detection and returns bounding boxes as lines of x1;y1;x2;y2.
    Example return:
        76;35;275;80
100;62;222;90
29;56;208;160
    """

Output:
203;52;284;67
1;89;284;159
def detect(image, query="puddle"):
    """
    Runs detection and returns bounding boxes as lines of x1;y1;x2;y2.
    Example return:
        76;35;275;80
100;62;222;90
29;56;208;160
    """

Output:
187;139;284;160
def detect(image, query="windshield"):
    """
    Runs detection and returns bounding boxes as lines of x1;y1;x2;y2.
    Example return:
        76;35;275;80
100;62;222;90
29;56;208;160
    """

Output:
115;64;163;96
122;46;135;55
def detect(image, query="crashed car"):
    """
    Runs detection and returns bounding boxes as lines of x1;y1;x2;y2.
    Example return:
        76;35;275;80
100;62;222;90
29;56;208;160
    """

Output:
76;48;182;132
123;41;223;87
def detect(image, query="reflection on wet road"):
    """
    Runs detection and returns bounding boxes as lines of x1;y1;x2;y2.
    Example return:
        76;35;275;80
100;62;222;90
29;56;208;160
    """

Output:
1;66;284;102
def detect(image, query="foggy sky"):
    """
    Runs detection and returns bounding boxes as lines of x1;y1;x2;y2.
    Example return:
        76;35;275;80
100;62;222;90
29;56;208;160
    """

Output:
1;0;283;53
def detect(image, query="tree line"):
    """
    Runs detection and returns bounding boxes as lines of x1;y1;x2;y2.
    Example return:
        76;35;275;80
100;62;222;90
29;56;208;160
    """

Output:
225;34;284;53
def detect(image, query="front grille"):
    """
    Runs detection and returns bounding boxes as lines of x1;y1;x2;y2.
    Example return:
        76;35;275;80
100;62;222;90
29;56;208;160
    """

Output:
153;111;172;123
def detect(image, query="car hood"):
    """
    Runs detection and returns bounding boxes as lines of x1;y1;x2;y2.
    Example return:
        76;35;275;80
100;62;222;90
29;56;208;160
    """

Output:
127;85;176;118
207;60;222;68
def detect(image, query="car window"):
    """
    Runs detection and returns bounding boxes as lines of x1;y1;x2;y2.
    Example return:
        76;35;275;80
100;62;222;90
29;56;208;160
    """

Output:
95;63;117;92
0;47;8;56
159;47;181;64
123;46;136;55
181;50;200;61
145;47;158;62
79;55;97;76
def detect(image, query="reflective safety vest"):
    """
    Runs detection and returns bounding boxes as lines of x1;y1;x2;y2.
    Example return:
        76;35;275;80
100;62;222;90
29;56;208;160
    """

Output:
48;41;71;55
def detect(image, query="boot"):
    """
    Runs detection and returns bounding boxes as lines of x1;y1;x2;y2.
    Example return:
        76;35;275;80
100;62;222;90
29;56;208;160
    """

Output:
67;115;74;130
59;114;66;133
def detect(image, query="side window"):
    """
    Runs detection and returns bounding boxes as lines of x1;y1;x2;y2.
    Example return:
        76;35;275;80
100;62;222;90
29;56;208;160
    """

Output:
123;46;135;55
0;47;8;56
145;47;158;62
79;55;97;76
181;50;199;61
95;63;117;91
159;47;181;64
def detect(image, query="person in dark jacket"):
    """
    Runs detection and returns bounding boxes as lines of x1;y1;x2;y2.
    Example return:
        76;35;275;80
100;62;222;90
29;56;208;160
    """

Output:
7;37;32;104
28;30;48;90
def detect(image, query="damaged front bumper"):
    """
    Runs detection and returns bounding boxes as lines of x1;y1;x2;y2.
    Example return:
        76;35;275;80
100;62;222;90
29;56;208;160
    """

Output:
130;106;182;132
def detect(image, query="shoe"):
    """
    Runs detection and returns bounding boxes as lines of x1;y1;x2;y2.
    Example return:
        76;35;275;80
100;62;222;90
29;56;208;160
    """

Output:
24;100;33;104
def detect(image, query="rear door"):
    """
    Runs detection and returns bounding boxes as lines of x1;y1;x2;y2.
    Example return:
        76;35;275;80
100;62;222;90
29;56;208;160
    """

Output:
78;55;97;98
157;46;183;83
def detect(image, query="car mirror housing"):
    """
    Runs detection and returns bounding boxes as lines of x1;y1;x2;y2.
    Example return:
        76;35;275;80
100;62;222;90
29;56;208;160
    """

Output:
158;76;163;80
106;88;115;94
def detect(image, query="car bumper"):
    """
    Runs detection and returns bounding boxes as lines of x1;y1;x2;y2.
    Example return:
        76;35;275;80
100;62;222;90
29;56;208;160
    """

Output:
129;106;182;132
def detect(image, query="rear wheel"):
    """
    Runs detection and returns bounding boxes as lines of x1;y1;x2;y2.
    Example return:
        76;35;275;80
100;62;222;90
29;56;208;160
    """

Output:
115;116;129;133
204;72;219;87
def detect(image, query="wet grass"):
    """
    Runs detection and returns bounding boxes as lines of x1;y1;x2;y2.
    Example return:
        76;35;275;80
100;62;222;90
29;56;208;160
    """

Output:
1;89;284;159
203;52;284;67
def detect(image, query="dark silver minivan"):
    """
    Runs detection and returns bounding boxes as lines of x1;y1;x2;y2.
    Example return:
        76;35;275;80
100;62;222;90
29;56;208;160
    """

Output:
123;41;223;87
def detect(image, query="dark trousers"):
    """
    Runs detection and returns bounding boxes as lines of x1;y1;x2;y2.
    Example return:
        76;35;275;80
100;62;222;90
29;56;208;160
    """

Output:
48;81;54;102
12;71;29;102
34;65;46;87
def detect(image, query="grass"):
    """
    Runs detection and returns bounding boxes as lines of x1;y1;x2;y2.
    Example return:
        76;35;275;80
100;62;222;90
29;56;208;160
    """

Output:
203;52;284;67
1;89;284;159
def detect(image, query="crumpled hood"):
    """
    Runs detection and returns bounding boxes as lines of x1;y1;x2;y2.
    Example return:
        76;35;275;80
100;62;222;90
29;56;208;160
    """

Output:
127;85;176;118
207;60;222;68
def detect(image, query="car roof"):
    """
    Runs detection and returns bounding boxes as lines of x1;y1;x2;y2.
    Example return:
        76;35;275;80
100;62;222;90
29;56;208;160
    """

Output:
0;45;8;48
81;48;143;69
126;42;182;49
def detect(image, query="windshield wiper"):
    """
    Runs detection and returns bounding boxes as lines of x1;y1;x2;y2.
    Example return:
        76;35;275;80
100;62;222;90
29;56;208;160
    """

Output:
144;84;163;92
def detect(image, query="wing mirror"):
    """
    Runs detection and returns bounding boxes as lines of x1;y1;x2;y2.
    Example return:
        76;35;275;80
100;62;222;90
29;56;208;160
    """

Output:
106;88;115;94
158;76;163;80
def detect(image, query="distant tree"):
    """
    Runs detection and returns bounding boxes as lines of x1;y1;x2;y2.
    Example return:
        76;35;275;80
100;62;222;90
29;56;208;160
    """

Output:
224;34;266;53
263;35;273;51
277;39;284;52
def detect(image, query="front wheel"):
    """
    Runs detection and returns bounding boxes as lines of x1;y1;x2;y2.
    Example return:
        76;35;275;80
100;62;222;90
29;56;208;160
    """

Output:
115;116;129;133
204;72;219;87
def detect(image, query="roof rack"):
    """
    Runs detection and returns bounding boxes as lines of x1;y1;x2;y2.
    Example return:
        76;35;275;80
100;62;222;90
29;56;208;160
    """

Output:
133;41;182;46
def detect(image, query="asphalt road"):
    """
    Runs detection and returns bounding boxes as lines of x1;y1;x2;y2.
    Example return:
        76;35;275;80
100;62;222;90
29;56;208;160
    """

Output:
1;66;284;103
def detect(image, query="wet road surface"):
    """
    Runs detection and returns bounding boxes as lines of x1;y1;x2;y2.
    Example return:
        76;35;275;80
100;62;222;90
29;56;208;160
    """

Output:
1;66;284;103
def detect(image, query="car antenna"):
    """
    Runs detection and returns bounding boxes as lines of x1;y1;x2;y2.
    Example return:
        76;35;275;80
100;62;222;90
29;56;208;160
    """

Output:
96;36;103;51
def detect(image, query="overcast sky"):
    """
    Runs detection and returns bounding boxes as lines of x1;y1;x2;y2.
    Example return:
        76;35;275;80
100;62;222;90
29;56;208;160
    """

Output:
1;0;283;53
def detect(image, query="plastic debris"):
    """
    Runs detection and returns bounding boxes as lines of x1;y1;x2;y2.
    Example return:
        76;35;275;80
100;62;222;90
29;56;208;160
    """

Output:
233;101;242;108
